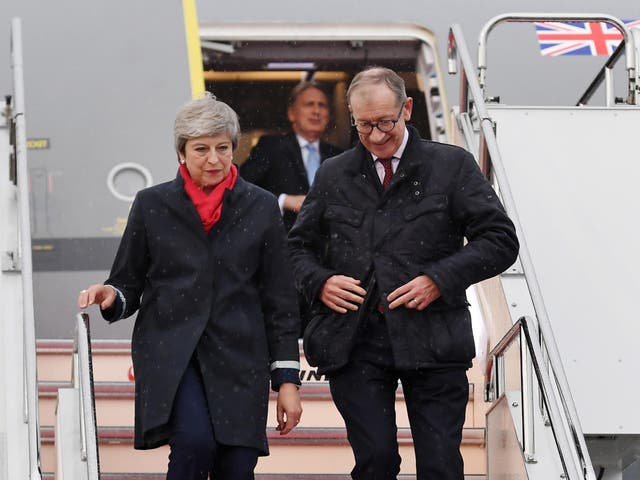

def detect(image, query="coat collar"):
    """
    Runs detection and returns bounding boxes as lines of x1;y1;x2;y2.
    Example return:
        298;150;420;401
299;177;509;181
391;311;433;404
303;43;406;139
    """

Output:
397;125;432;172
386;125;432;195
168;168;250;240
347;125;431;201
343;142;381;202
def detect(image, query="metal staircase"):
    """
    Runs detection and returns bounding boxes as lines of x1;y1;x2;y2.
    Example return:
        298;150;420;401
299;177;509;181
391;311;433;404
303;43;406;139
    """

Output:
36;340;488;478
2;18;100;480
448;12;640;480
0;17;42;480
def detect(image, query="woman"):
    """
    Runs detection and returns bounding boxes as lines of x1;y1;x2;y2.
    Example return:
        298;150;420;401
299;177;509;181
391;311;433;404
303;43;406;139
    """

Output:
78;93;302;479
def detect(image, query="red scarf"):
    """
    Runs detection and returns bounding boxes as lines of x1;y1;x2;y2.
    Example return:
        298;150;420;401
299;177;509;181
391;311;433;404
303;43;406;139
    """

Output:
179;163;238;233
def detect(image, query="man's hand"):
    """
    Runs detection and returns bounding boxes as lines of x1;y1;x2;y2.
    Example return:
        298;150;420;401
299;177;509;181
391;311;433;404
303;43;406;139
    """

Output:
276;383;302;435
387;275;441;311
320;275;367;313
283;194;306;213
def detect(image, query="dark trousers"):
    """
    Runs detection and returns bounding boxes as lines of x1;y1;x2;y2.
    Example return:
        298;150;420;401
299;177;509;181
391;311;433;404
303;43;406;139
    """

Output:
328;312;469;480
166;359;259;480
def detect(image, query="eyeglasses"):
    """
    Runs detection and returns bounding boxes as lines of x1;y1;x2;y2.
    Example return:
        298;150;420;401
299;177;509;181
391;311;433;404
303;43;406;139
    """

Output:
351;104;404;134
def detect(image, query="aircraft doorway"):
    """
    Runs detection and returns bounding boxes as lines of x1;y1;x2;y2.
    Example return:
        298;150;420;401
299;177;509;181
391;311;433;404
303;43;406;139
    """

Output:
198;24;450;165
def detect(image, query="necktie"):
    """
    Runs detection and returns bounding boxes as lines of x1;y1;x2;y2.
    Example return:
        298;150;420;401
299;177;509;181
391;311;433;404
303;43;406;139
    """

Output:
305;143;320;185
379;157;394;189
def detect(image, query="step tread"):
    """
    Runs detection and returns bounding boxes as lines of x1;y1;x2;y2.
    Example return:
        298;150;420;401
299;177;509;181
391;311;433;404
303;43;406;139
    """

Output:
40;425;485;445
39;380;474;401
42;474;485;479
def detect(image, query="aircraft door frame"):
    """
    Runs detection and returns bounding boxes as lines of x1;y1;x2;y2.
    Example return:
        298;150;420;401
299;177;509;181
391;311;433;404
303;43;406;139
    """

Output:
199;22;452;145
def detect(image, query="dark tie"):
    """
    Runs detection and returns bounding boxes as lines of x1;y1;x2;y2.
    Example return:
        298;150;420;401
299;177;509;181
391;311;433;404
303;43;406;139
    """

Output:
378;157;394;189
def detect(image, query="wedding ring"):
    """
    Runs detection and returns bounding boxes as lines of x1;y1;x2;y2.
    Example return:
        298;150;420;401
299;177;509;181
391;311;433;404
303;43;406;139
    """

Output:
81;290;87;294
411;299;418;304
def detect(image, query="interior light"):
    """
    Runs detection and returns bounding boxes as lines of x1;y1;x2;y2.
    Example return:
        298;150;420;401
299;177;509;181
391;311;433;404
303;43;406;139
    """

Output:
266;62;316;70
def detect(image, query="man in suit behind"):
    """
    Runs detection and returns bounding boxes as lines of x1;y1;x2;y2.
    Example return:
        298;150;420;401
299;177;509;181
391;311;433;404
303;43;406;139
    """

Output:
240;80;343;231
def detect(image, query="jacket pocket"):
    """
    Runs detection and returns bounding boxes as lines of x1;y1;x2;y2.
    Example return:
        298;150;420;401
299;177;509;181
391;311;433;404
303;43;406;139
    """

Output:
427;307;475;363
303;311;358;372
403;194;447;221
324;204;364;227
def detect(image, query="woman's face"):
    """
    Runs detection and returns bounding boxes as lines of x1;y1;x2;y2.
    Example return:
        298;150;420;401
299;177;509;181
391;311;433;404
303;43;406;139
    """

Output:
179;134;233;191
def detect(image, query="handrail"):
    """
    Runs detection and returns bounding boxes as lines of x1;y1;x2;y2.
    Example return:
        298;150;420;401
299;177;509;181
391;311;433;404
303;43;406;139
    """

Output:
576;38;627;106
487;317;585;470
73;313;101;478
11;17;42;480
448;22;596;480
477;13;636;105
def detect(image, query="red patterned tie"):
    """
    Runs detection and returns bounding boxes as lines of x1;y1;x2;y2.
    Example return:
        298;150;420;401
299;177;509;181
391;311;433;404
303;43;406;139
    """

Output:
377;157;394;314
379;157;394;189
377;157;393;314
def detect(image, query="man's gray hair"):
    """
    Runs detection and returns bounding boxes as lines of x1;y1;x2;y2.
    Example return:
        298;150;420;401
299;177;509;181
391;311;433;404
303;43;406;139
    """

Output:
174;92;241;155
347;67;407;107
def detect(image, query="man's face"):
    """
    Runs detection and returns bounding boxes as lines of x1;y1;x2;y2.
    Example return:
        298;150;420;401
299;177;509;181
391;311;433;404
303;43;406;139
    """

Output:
288;87;330;142
349;83;413;159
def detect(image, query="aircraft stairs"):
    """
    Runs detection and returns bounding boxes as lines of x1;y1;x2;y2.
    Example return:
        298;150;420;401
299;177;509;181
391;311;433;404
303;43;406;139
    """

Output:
0;17;43;480
35;336;488;478
2;12;495;479
6;11;640;480
447;12;640;480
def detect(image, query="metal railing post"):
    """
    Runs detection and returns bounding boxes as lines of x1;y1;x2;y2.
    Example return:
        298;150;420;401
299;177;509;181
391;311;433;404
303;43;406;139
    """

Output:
11;17;42;479
74;313;100;479
521;331;536;463
477;13;636;105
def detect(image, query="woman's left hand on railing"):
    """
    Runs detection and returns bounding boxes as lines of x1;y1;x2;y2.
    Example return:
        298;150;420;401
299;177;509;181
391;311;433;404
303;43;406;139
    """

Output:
78;284;116;310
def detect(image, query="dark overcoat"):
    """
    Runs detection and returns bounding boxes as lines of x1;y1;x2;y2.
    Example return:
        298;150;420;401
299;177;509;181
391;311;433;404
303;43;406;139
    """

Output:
101;172;300;454
288;126;519;374
240;133;343;231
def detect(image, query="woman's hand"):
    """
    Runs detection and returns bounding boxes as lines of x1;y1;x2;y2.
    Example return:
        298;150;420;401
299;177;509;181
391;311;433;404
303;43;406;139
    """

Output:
275;383;302;435
78;284;117;310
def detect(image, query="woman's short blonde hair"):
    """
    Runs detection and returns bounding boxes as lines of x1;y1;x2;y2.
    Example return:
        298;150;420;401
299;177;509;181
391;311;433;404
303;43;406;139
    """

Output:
174;92;241;156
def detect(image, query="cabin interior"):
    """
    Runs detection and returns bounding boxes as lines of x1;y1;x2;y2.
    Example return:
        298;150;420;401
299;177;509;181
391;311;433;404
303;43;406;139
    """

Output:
200;38;437;164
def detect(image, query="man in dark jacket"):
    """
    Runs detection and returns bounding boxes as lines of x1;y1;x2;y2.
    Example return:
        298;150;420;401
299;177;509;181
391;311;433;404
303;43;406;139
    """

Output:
240;80;343;232
288;67;519;480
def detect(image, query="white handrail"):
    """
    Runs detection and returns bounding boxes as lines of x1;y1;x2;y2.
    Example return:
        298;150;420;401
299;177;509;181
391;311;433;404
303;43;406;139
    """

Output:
477;13;636;104
448;21;597;480
73;313;100;479
11;17;42;480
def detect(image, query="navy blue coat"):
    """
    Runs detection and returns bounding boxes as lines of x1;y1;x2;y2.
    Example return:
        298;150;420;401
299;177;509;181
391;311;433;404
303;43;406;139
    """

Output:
288;127;519;374
102;172;300;453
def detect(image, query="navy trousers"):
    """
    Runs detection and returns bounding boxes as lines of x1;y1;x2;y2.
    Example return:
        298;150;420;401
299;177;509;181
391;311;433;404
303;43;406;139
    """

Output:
166;359;259;480
328;312;469;480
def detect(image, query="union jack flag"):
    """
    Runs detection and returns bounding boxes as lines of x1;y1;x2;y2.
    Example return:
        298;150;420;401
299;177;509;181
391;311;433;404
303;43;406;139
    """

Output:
535;20;640;56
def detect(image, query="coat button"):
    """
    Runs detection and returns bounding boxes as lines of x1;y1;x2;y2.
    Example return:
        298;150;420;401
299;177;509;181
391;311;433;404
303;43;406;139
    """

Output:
414;190;420;196
413;181;419;186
